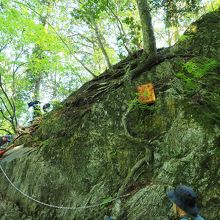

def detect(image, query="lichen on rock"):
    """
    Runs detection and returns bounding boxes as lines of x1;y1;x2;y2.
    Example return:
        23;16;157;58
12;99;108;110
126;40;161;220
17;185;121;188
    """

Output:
1;9;220;220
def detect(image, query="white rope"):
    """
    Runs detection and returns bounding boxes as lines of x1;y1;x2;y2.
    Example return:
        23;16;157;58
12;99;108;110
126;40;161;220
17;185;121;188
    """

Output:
0;164;130;210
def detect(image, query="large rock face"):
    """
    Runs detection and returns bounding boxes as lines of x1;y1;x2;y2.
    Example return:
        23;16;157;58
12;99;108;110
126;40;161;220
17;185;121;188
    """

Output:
0;9;220;220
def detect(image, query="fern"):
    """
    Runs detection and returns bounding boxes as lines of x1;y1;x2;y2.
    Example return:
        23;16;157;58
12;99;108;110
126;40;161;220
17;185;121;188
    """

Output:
183;58;218;78
176;57;219;91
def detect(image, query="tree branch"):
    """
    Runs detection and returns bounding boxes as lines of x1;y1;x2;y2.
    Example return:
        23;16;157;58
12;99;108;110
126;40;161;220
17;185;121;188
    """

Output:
107;6;132;55
70;32;97;45
0;75;17;131
15;1;96;78
0;75;15;117
0;43;9;53
69;39;94;49
10;98;18;126
93;23;112;69
0;108;11;122
0;128;12;135
0;37;13;52
0;97;13;118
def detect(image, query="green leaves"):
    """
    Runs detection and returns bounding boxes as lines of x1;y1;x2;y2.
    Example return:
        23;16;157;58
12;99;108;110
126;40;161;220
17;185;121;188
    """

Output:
184;58;218;78
128;93;156;111
0;1;82;130
176;57;219;91
71;0;110;23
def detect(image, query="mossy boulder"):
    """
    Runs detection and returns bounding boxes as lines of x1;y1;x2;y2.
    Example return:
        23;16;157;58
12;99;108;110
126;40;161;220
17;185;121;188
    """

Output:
0;9;220;220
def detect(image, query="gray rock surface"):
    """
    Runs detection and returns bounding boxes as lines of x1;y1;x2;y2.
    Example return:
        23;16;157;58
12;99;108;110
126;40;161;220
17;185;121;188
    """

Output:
0;9;220;220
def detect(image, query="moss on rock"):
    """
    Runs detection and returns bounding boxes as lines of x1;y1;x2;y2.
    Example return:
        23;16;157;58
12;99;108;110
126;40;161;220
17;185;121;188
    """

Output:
0;9;220;220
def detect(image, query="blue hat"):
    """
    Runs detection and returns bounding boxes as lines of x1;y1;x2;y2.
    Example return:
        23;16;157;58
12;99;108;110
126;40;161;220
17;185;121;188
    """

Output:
28;100;40;108
167;185;199;216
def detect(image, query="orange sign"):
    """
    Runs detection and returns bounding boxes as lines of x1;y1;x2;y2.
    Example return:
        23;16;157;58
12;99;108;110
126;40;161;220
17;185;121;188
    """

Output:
137;83;156;104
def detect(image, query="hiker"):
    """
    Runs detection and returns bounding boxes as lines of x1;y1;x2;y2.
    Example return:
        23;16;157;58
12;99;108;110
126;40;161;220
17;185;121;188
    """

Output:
0;135;12;149
43;103;51;113
28;100;42;119
167;185;205;220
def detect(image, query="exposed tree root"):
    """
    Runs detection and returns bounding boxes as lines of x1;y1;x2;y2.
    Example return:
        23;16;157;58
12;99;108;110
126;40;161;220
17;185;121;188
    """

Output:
121;105;149;144
117;149;151;197
122;52;194;83
111;130;167;219
111;147;151;219
122;104;167;145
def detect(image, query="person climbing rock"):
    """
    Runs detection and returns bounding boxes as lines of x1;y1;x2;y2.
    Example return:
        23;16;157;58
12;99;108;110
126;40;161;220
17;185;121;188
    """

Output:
42;103;51;113
167;185;205;220
0;135;12;149
28;100;42;119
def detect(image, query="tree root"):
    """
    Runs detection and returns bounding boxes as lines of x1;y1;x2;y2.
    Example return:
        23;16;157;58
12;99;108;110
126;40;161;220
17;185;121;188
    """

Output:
117;149;151;197
121;104;167;145
121;105;148;144
116;105;167;218
122;53;194;82
111;148;151;219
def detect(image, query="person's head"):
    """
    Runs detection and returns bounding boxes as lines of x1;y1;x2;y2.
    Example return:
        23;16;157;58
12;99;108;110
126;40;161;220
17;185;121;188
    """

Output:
43;103;51;112
167;185;199;217
28;100;40;108
2;135;10;143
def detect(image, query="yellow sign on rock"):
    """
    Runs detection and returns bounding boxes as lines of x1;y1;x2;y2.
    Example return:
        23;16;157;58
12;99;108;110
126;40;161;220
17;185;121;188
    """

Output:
137;83;156;104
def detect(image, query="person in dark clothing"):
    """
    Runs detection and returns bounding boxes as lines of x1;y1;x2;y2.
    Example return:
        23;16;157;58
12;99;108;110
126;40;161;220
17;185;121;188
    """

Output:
28;100;40;108
28;100;42;118
42;103;51;113
0;135;12;149
167;185;205;220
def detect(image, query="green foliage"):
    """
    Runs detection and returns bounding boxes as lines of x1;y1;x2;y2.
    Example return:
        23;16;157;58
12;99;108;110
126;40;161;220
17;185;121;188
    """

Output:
176;57;219;91
176;57;220;127
159;0;201;24
0;0;80;130
71;0;110;23
178;34;193;42
128;93;156;111
184;58;218;77
122;16;141;50
51;100;63;110
205;0;220;11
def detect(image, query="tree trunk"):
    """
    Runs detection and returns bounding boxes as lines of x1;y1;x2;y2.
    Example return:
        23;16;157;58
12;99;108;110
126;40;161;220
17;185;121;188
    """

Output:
173;16;180;43
94;23;112;69
166;27;172;47
164;18;172;46
136;0;156;57
34;76;41;100
33;4;50;101
164;0;180;44
52;73;57;99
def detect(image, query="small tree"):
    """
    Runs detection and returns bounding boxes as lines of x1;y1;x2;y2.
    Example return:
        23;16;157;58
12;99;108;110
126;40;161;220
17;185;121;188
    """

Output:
0;74;17;133
135;0;157;57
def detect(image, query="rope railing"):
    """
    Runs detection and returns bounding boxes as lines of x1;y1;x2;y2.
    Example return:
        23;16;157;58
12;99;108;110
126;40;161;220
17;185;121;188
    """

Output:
0;164;130;210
